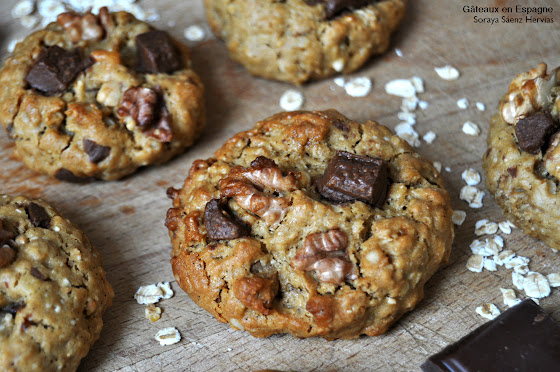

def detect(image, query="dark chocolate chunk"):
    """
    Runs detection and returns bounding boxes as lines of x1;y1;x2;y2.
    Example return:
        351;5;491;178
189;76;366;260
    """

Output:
507;166;518;178
83;138;111;163
144;105;173;142
250;156;277;169
316;151;388;207
0;244;16;268
25;202;50;228
136;30;182;73
54;168;93;183
420;299;560;372
30;267;47;281
0;302;24;315
515;111;558;154
204;199;250;240
24;46;93;95
304;0;375;19
333;119;350;132
0;220;15;244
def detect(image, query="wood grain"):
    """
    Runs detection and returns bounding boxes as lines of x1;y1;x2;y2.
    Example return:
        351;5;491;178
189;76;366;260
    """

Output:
1;1;559;371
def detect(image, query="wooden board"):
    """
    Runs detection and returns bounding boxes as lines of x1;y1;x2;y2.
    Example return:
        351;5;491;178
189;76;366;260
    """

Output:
1;1;559;370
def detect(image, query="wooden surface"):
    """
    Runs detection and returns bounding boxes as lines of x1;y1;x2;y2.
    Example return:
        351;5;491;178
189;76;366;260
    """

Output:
1;1;559;371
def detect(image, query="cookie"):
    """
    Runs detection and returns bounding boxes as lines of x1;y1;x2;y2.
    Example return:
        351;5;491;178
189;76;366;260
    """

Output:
204;0;406;84
483;63;560;251
0;8;205;182
0;194;113;371
166;110;453;339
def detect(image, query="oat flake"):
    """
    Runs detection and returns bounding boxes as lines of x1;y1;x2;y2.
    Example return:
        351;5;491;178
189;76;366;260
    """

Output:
184;25;205;42
461;168;481;186
500;288;521;308
344;77;372;97
384;79;416;98
523;272;551;298
474;219;498;236
155;327;181;346
460;185;485;208
512;271;525;291
423;131;436;144
452;210;466;225
279;90;304;111
476;303;500;320
457;98;469;109
476;102;486;111
547;273;560;287
466;255;484;273
435;65;460;81
462;121;481;136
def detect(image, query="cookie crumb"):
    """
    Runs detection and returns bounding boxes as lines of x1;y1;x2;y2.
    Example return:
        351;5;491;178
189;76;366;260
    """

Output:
476;303;500;320
452;210;466;225
145;304;162;322
155;327;181;345
344;77;372;97
499;288;521;308
433;161;442;173
457;98;469;109
423;131;436;144
184;25;206;42
395;48;403;57
332;59;344;72
462;168;481;186
476;102;486;111
279;90;304;111
462;121;481;136
460;185;485;208
398;111;416;125
435;65;460;81
523;272;551;299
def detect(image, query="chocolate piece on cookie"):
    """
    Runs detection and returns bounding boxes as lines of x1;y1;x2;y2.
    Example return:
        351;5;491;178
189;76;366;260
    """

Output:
316;151;388;207
0;8;205;181
0;194;113;371
204;0;406;84
483;63;560;250
514;111;558;154
136;30;182;73
24;46;92;95
167;110;453;339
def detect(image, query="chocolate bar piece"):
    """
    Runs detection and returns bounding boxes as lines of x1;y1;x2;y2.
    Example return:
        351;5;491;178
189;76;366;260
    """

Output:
421;299;560;371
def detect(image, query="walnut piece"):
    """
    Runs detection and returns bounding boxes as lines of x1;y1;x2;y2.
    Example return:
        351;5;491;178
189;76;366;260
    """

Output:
233;275;279;315
117;86;173;142
57;10;105;43
219;157;299;225
291;229;356;285
501;63;559;124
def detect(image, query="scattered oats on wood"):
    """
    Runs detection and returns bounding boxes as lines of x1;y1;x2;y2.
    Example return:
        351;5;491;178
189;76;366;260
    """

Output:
134;282;174;305
476;303;500;320
523;272;551;299
452;210;467;225
155;327;181;346
494;250;515;266
461;168;481;186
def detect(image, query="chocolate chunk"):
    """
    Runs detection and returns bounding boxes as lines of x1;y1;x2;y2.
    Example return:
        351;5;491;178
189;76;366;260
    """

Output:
0;302;24;315
507;166;518;178
333;119;350;132
136;30;182;73
0;220;15;244
515;111;558;154
304;0;375;19
316;151;388;207
25;202;50;228
30;267;47;281
250;156;277;169
24;46;93;95
0;244;16;268
83;138;110;163
54;168;93;183
204;199;250;240
420;299;560;372
144;105;173;142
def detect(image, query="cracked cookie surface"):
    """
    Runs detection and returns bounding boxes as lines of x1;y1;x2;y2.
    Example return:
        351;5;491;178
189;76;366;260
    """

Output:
0;9;204;181
166;110;453;339
483;63;560;251
204;0;406;84
0;194;113;371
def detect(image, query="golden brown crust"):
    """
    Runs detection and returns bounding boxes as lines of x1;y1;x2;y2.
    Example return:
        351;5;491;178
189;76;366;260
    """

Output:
167;110;453;339
0;11;205;181
0;195;113;371
204;0;407;84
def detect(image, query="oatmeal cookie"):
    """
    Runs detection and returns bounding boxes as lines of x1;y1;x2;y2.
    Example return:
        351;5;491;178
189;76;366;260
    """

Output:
166;110;453;339
204;0;406;84
483;63;560;251
0;8;205;182
0;194;113;371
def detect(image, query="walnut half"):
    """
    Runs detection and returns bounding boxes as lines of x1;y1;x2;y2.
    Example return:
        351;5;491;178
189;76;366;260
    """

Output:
291;229;356;285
